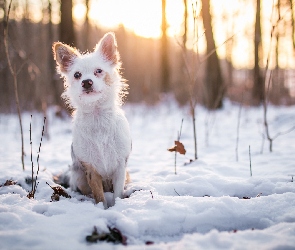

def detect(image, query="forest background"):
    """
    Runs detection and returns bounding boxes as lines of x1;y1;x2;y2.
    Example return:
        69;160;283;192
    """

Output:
0;0;295;114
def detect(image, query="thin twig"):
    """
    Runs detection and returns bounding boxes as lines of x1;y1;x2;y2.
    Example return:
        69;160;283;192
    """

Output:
178;118;184;140
33;117;46;193
30;115;34;196
249;145;252;177
235;99;243;161
273;125;295;140
4;0;25;170
260;133;265;154
150;191;154;199
262;1;293;152
204;111;216;147
175;119;184;175
174;188;180;196
191;107;197;160
176;2;200;160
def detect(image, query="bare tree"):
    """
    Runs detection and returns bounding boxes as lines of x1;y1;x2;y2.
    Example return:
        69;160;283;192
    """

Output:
161;0;169;92
201;0;224;109
271;0;284;104
47;0;63;108
262;1;295;152
223;2;238;87
60;0;75;46
252;0;264;104
289;0;295;50
183;0;188;51
84;0;90;50
177;1;201;160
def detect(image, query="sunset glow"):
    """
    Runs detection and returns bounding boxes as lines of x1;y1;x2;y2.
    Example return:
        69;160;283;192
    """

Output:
73;0;189;39
9;0;295;69
73;0;255;67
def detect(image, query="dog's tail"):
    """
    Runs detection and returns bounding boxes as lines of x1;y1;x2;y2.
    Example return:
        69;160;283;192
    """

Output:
53;167;71;189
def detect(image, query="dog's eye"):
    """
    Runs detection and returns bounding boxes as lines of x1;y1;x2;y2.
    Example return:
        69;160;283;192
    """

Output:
74;72;82;79
94;69;103;76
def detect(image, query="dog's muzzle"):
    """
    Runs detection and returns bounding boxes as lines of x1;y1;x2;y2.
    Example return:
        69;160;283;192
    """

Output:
82;79;93;93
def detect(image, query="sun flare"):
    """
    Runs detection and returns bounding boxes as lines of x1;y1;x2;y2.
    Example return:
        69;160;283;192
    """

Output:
72;0;295;69
74;0;185;39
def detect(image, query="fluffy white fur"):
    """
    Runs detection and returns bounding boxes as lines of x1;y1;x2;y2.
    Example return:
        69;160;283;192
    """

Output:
53;33;131;208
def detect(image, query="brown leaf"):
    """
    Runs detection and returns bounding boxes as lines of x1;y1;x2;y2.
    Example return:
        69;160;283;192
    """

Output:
46;182;71;201
27;191;34;199
168;141;186;155
168;145;177;152
52;186;71;198
51;193;60;202
0;180;17;187
86;226;127;245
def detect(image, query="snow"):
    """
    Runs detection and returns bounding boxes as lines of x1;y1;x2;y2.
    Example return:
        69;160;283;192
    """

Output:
0;98;295;249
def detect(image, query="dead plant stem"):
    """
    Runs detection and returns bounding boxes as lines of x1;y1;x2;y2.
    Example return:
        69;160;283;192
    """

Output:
263;1;294;152
4;0;25;170
235;100;243;161
30;115;34;194
175;119;184;174
33;117;46;193
249;145;252;177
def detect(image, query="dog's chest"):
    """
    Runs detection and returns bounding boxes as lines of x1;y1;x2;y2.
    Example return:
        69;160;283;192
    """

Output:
72;111;122;175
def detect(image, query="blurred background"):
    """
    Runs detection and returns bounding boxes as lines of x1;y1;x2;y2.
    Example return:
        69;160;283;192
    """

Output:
1;0;295;113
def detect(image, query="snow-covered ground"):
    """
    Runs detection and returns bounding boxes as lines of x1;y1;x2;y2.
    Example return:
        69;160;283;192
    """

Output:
0;99;295;249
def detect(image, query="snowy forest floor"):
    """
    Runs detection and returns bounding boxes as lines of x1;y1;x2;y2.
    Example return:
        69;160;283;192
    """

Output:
0;98;295;249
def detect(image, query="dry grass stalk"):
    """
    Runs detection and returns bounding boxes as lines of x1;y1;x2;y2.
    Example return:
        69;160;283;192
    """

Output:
3;0;25;170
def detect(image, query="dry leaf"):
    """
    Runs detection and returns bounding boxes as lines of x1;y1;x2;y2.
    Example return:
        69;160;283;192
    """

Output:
86;226;127;245
27;191;34;199
0;180;17;187
46;182;71;201
51;185;71;198
168;141;186;155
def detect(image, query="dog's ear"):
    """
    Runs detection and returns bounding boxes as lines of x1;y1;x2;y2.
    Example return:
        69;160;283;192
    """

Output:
95;32;119;65
53;42;79;73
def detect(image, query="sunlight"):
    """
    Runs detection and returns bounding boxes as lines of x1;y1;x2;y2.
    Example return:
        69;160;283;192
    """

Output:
166;0;184;37
122;0;162;38
73;3;87;21
26;0;184;39
85;0;185;39
11;0;294;68
89;0;163;38
89;0;123;29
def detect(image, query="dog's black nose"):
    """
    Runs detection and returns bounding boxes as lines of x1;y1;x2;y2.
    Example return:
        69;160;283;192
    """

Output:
82;79;93;89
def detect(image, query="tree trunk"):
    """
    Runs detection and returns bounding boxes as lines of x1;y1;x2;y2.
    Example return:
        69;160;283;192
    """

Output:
161;0;169;92
252;0;264;104
49;0;63;107
201;0;223;109
289;0;295;51
183;0;188;51
81;0;90;51
60;0;75;46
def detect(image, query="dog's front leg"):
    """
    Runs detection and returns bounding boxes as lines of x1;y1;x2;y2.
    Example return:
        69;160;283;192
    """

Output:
81;162;107;209
111;165;126;206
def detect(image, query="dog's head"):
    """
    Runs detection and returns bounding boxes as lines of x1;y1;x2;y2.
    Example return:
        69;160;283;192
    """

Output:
53;32;126;110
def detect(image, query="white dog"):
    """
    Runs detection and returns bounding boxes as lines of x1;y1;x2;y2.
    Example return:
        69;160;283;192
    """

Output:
53;32;131;208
